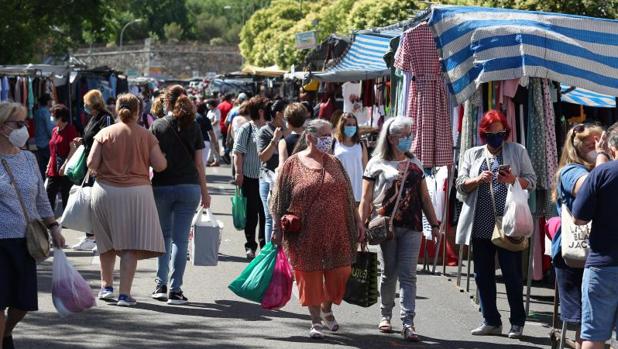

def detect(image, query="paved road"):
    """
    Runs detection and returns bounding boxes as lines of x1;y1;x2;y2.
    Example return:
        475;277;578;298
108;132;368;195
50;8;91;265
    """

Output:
16;165;554;349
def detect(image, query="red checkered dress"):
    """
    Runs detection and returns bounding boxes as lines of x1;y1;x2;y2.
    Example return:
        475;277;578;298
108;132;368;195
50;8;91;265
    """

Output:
394;23;453;167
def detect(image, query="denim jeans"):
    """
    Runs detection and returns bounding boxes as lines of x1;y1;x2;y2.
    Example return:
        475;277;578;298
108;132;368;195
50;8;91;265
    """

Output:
259;178;273;243
154;184;201;292
379;227;422;327
581;266;618;342
472;238;526;327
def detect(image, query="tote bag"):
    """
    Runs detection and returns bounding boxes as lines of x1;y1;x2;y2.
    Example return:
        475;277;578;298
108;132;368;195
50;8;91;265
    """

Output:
560;204;590;268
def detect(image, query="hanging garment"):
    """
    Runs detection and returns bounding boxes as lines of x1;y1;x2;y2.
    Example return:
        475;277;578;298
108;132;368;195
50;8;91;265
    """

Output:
497;79;520;142
341;81;362;114
27;77;34;118
527;79;548;191
394;22;453;167
422;167;449;239
0;77;6;101
14;77;22;105
459;89;481;168
542;79;558;190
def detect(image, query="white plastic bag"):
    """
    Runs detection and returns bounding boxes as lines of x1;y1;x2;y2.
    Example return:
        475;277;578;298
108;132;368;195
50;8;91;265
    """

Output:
60;185;92;232
502;181;534;238
52;249;96;317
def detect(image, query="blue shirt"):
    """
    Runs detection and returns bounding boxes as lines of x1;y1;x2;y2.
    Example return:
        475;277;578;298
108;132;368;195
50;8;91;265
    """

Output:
572;161;618;267
34;106;54;149
553;164;589;258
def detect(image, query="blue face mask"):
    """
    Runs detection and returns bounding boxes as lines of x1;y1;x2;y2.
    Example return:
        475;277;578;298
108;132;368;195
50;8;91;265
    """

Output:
343;126;357;138
486;132;506;149
397;136;412;153
84;106;92;115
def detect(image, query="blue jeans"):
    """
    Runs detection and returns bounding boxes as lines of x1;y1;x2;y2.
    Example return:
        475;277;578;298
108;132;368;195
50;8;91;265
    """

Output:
581;266;618;342
154;184;201;292
472;238;526;327
379;227;422;327
259;178;273;243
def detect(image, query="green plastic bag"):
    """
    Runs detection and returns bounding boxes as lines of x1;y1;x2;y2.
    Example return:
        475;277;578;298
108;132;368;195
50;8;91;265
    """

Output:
231;186;247;230
228;242;278;303
66;145;87;185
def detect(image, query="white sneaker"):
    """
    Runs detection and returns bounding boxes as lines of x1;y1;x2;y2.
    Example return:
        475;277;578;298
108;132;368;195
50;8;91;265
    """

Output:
471;323;502;336
309;323;325;339
72;237;96;251
508;325;524;339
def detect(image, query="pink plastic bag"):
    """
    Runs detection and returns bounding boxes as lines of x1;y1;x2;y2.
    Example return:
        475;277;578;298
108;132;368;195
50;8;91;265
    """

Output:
52;249;96;317
261;247;293;310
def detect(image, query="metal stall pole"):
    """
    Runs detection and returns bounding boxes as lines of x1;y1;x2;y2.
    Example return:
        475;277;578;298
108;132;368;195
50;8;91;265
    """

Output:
525;218;538;316
433;165;453;275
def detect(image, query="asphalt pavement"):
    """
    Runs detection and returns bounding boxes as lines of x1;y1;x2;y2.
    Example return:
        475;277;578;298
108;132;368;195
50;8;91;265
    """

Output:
15;164;554;349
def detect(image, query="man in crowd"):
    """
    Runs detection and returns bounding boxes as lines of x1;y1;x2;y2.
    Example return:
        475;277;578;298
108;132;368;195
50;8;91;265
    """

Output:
573;128;618;349
217;93;234;164
34;94;54;177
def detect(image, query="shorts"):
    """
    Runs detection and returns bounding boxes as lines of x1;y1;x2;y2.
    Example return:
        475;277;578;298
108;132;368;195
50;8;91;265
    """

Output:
0;238;38;311
554;254;584;323
581;266;618;341
294;266;352;307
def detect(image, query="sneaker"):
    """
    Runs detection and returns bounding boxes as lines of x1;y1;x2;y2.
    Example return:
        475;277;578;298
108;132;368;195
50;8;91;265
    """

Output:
246;249;256;260
117;294;137;307
72;237;96;251
309;323;325;339
98;286;114;300
402;326;420;342
508;325;524;339
151;285;168;301
471;323;502;336
167;291;188;305
2;335;15;349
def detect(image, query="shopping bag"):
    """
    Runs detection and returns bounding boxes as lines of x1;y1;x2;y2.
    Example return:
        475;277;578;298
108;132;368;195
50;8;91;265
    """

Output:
60;185;92;232
190;208;222;266
231;186;247;230
261;247;293;310
65;145;87;185
52;249;96;317
228;242;278;303
502;181;534;238
343;250;379;307
561;204;590;268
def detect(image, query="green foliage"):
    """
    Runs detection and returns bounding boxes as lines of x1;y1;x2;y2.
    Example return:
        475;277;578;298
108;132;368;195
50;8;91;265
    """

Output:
164;22;185;42
210;37;227;46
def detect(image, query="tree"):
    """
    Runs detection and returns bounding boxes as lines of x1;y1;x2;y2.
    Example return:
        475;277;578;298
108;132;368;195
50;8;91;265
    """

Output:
163;22;185;42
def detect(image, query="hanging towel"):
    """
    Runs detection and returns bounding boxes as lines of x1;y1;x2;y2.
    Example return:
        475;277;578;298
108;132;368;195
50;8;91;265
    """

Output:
27;77;34;118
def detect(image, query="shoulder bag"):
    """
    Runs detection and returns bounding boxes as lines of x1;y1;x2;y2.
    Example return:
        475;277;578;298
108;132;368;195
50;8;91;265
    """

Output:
280;157;325;234
164;118;196;166
366;159;409;245
1;159;50;263
485;151;529;252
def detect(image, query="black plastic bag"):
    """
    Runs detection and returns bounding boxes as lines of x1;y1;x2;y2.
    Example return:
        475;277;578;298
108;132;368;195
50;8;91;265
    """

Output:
343;251;379;307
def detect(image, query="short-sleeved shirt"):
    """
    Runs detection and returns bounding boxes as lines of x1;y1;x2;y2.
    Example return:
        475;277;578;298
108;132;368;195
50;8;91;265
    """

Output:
233;122;260;179
572;161;618;267
196;112;213;142
473;154;508;239
257;123;279;172
150;116;204;186
552;164;589;258
94;123;159;187
363;156;425;231
217;101;233;133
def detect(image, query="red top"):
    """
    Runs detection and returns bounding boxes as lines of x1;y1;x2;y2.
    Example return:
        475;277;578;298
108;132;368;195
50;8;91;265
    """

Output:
217;100;233;134
47;124;78;177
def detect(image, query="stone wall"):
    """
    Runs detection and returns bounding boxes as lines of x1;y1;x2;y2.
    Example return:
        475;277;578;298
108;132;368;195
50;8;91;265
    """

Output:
72;41;243;79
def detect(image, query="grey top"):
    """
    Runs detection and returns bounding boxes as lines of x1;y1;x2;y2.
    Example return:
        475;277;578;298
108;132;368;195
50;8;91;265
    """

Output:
0;151;54;239
455;143;537;245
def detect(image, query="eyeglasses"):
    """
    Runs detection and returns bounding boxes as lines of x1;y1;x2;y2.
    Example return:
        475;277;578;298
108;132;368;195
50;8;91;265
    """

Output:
5;120;27;128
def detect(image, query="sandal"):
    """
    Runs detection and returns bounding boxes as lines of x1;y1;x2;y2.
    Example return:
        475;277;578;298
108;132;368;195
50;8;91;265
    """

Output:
402;326;420;342
378;318;392;333
321;311;339;331
309;323;325;339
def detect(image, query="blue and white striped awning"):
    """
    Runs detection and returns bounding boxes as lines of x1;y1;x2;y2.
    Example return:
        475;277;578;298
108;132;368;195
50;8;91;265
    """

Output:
429;6;618;104
561;85;616;108
310;33;398;82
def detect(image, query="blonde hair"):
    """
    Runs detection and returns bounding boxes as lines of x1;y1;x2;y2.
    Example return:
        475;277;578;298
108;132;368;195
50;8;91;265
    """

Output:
116;93;140;123
0;102;26;124
83;89;106;112
151;96;165;118
552;124;604;201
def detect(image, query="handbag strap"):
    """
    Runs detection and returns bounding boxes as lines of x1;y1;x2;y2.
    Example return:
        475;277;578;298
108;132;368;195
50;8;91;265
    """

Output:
164;117;195;166
389;159;410;226
1;158;32;222
484;148;500;219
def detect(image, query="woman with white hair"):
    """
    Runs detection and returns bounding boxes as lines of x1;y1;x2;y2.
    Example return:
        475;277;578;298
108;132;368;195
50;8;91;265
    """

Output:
359;117;440;342
270;119;364;339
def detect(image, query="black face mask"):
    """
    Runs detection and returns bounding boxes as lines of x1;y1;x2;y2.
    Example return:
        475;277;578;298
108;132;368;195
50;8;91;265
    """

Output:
486;132;506;149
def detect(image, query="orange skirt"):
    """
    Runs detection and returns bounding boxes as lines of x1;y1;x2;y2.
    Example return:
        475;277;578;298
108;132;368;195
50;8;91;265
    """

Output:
294;266;352;307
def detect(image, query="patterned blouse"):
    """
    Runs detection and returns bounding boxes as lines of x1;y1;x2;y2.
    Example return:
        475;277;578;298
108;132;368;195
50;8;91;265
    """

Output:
270;154;358;272
473;153;508;239
0;151;54;239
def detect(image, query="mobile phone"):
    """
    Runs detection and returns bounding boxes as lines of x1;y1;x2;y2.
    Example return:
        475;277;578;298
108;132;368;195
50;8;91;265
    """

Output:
498;164;511;173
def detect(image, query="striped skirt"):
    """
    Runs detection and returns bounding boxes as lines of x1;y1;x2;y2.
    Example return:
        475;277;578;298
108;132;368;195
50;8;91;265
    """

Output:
91;182;165;260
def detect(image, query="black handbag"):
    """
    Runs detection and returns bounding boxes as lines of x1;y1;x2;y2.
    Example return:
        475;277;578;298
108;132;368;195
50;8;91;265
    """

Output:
366;159;409;245
343;250;379;307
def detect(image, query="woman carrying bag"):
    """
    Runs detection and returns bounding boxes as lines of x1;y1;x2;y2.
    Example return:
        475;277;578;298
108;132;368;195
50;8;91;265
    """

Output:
359;117;440;342
456;110;536;339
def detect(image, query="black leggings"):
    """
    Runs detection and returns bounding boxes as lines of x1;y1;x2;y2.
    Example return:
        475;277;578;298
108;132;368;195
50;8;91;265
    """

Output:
242;176;265;251
46;176;73;213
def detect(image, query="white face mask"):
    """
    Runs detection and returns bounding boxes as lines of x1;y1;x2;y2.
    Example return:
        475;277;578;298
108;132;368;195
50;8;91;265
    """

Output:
3;125;29;148
586;150;598;162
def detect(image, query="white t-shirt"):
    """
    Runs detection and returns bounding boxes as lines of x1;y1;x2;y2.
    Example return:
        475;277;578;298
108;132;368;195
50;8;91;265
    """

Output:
232;115;249;134
334;141;364;202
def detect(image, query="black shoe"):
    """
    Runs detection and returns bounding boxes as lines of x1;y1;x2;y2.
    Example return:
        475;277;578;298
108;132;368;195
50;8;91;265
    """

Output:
167;291;189;305
151;285;168;301
3;335;15;349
